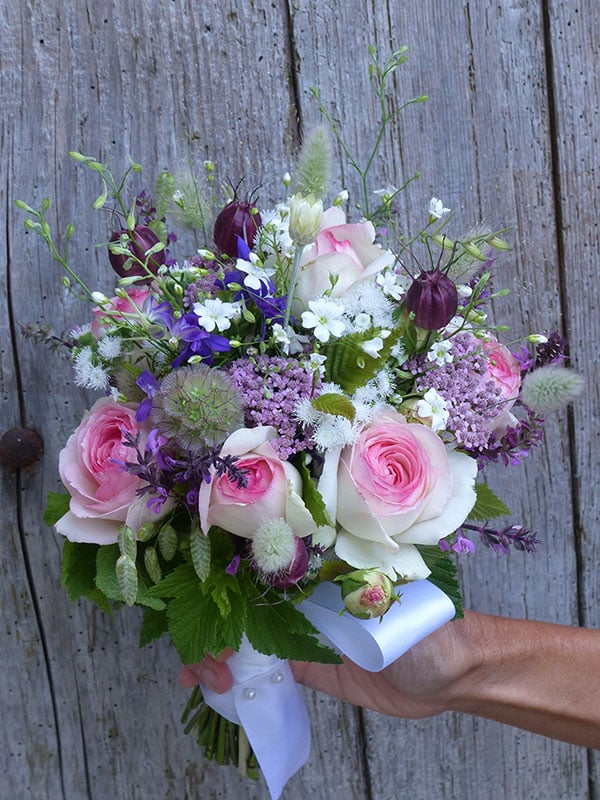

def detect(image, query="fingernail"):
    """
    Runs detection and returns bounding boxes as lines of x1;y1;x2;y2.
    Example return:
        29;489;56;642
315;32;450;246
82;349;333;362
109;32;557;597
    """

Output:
199;667;218;690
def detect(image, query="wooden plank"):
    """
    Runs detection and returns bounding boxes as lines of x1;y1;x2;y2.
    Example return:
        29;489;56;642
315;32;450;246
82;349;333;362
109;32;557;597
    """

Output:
3;0;367;798
290;0;589;797
545;1;600;795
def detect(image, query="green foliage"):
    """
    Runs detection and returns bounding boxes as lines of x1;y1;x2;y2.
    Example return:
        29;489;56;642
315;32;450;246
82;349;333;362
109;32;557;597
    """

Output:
469;483;511;521
311;392;355;422
95;544;165;610
295;457;330;527
323;325;403;392
60;541;111;613
139;607;168;648
44;492;70;526
416;545;464;619
190;525;211;581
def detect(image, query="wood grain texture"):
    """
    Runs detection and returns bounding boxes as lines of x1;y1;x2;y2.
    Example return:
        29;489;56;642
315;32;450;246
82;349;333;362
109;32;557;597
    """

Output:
1;0;597;798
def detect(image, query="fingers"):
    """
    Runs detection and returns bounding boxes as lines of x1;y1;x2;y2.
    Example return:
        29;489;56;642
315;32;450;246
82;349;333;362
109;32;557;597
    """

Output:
179;652;234;693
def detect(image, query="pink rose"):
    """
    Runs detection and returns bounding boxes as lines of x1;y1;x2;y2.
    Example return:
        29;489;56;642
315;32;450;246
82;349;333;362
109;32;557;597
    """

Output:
482;339;522;429
293;207;394;307
55;397;156;545
334;408;477;580
199;427;316;539
91;287;151;336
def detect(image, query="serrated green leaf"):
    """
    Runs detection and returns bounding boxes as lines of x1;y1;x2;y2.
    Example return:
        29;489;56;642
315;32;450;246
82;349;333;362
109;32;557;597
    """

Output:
96;544;123;600
61;540;111;613
416;545;463;619
190;526;211;581
469;482;511;521
139;607;168;648
312;392;355;421
44;492;71;526
323;325;404;393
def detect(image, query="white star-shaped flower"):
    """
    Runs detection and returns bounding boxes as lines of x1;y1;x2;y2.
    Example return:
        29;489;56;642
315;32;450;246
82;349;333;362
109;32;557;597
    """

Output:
426;339;454;366
236;252;275;292
429;197;451;219
416;388;450;432
301;298;346;343
193;297;240;332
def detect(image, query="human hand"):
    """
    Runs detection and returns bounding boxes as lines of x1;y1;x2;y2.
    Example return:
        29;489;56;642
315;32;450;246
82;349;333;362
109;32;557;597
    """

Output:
179;614;480;720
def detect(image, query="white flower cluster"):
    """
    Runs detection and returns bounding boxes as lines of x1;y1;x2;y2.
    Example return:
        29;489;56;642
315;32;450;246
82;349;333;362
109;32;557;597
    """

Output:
73;347;110;391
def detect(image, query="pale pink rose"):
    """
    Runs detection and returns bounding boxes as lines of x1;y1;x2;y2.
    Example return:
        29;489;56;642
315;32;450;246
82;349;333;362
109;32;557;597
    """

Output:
293;207;394;307
334;408;477;580
91;287;151;336
482;339;522;429
55;397;153;545
199;427;316;539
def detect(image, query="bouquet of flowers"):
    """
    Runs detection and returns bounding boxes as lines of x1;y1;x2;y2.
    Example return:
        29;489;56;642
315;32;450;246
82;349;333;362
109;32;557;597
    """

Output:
19;47;582;799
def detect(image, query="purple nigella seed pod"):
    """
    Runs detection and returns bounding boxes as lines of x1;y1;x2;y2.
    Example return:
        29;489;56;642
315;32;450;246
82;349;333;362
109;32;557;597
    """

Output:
270;537;309;589
213;197;262;258
405;269;459;330
108;224;165;281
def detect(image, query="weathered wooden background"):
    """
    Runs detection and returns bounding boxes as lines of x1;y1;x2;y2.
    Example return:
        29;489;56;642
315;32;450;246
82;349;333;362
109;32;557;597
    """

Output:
1;0;598;798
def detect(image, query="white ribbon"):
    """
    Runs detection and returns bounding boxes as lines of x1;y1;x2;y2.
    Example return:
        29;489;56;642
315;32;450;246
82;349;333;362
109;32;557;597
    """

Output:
200;579;455;799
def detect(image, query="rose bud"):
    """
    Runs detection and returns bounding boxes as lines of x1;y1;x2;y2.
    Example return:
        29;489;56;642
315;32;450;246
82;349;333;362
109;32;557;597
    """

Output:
405;268;458;330
108;224;165;281
213;195;262;258
335;568;396;619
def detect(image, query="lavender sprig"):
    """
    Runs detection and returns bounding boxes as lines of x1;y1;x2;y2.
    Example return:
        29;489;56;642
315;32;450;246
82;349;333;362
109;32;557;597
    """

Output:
461;522;541;555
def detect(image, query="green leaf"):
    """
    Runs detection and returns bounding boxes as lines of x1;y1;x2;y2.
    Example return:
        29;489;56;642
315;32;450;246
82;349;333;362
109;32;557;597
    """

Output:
44;492;70;526
312;392;355;422
190;526;211;581
95;544;166;610
61;541;111;613
139;607;168;648
295;457;330;527
323;325;404;393
416;545;463;619
241;576;341;663
469;482;510;521
163;564;245;663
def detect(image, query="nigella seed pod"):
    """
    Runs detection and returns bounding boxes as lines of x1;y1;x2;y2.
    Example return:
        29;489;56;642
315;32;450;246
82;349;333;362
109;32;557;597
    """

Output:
213;195;262;257
405;269;459;330
108;224;165;281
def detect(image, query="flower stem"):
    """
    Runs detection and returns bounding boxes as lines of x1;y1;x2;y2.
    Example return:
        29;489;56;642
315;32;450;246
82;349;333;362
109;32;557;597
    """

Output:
283;244;305;329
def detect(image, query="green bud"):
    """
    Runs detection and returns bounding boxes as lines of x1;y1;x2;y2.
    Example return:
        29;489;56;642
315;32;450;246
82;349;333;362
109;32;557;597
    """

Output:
158;524;178;561
61;276;71;289
144;546;162;584
14;199;35;212
289;193;323;246
69;150;91;163
137;522;156;542
242;307;256;323
41;197;52;212
118;525;137;561
116;554;138;606
487;236;511;251
462;241;487;261
430;234;454;250
335;568;396;619
130;162;143;173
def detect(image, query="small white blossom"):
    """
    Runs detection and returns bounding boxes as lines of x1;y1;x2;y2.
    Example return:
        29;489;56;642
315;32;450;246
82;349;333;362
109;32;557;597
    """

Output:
91;291;110;305
376;269;404;300
333;189;349;206
373;185;398;199
429;197;451;219
73;346;110;391
97;336;122;360
527;333;549;344
426;339;454;366
457;284;473;299
391;341;408;364
193;297;240;332
307;353;327;376
289;193;324;246
301;298;346;343
342;282;394;328
354;312;372;332
416;388;449;432
69;323;91;340
361;336;385;358
236;252;275;292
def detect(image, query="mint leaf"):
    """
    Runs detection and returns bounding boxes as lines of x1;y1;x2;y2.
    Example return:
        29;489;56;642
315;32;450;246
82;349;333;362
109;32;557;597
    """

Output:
416;545;464;620
61;540;111;613
469;482;510;521
139;607;168;648
241;577;341;663
312;392;355;422
44;492;70;526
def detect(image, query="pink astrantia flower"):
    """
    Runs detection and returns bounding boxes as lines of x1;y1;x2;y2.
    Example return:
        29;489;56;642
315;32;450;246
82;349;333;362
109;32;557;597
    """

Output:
334;407;477;580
